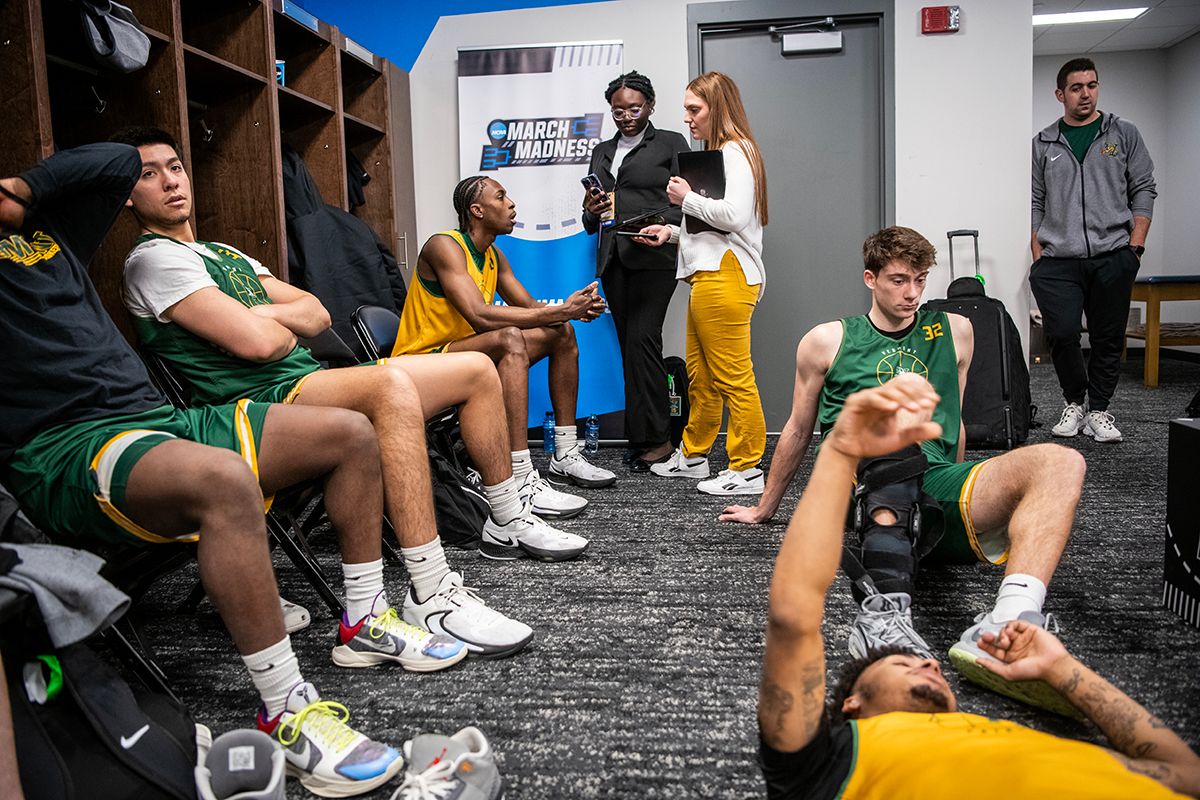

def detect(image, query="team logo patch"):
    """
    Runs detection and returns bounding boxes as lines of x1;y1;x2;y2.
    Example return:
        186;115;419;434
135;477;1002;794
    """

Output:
0;231;61;266
478;114;604;170
876;347;930;385
1101;143;1118;157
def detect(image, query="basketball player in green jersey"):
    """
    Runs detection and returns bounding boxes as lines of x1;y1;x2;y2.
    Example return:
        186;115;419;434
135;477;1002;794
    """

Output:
723;226;1087;714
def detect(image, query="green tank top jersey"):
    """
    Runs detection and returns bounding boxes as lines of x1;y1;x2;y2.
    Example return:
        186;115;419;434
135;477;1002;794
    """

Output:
131;234;320;406
818;310;961;463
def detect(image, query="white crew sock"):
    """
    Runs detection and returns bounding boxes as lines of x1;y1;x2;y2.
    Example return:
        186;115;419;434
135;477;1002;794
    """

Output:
342;559;386;622
401;538;452;603
990;573;1047;622
243;637;303;719
553;425;578;458
483;474;523;525
512;449;534;481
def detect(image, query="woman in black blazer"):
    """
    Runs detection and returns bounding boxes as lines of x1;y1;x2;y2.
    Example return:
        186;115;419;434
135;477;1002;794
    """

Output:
582;71;691;471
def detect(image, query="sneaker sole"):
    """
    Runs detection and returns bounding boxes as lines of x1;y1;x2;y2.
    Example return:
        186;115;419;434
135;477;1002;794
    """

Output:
1051;427;1081;437
649;468;710;479
697;482;764;496
478;539;588;562
530;503;587;520
288;755;405;798
948;645;1083;718
330;644;468;673
546;470;617;489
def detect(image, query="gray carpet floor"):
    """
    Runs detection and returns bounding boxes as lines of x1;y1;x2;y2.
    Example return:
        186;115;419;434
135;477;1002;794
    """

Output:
135;358;1200;799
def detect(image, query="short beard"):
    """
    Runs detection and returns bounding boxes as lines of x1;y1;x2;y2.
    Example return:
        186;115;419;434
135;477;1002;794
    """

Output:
909;683;952;713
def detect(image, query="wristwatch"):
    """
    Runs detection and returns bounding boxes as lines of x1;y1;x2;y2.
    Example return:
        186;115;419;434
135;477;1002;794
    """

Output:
1131;244;1145;257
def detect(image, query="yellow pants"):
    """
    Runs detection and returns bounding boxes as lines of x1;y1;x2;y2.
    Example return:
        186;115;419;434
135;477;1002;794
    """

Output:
682;250;765;471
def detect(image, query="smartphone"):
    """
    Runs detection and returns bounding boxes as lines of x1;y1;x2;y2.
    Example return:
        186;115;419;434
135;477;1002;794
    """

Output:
580;173;604;196
615;230;652;238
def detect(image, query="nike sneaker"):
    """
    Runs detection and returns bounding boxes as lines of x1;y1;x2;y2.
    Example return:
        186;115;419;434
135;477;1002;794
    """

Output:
402;571;533;658
280;596;311;634
649;447;710;479
196;728;286;800
480;503;589;562
519;469;587;520
949;610;1082;718
331;607;466;672
847;591;934;660
696;467;764;496
548;443;617;488
257;682;403;798
392;726;503;800
1051;402;1086;437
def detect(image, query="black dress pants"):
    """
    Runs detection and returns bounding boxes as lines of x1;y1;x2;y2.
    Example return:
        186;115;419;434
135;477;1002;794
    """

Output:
1029;246;1140;412
602;251;678;446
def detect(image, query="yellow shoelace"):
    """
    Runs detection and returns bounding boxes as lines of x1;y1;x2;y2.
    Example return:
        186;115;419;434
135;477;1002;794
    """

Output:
277;700;357;752
368;607;429;643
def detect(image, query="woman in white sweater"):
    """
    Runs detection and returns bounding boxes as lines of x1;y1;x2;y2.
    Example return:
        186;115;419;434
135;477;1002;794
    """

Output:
637;71;769;495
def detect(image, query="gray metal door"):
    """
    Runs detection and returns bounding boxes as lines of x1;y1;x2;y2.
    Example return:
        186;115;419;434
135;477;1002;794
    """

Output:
699;15;884;429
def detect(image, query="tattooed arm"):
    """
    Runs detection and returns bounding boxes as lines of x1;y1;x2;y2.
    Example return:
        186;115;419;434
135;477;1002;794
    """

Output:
759;375;943;752
979;621;1200;797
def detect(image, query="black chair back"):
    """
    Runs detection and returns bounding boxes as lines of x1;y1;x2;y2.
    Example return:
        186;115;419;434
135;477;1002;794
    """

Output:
352;305;401;360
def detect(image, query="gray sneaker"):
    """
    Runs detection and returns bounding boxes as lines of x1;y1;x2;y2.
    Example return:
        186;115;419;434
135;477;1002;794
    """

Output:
847;592;934;660
391;726;503;800
948;610;1082;718
1051;402;1086;437
196;729;286;800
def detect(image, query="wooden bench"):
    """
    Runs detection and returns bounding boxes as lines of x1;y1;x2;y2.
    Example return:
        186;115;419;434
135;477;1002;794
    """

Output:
1126;275;1200;387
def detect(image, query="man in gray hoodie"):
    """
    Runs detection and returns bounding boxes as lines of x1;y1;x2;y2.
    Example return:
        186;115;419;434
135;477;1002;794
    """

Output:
1031;57;1156;443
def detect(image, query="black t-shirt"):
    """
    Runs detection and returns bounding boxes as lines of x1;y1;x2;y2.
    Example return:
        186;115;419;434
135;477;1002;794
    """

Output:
760;717;854;800
0;143;165;462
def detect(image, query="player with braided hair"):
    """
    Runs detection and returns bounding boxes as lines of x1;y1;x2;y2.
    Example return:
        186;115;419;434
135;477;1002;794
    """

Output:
394;176;619;529
583;70;690;473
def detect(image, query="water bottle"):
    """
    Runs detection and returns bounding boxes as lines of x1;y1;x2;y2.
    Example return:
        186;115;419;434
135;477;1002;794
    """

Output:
543;411;556;453
584;414;600;454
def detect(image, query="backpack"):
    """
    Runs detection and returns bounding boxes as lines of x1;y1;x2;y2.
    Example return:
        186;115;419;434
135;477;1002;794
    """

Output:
428;449;487;550
10;642;199;799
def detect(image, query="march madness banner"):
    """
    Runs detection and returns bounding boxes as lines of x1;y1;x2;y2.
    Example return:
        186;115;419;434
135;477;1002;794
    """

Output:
457;41;624;432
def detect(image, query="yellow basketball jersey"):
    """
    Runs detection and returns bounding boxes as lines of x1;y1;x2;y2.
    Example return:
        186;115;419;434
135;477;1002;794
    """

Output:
842;712;1185;799
392;230;498;356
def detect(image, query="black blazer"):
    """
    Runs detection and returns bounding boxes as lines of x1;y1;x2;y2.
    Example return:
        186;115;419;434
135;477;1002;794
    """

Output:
582;123;691;276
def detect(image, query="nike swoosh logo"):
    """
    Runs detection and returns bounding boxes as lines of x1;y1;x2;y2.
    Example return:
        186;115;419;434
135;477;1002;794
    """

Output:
365;636;400;655
120;724;150;749
1050;154;1062;161
489;534;517;547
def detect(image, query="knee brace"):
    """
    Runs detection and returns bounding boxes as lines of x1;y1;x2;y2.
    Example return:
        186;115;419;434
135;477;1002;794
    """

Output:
847;445;943;603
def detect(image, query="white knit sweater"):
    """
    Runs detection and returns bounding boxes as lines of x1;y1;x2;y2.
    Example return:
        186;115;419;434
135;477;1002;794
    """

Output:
669;139;765;297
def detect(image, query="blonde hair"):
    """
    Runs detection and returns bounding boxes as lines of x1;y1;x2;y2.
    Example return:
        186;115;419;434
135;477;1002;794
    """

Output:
686;71;768;226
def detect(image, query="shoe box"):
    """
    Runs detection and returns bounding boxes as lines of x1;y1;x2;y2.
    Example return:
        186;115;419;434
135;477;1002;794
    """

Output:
1164;418;1200;629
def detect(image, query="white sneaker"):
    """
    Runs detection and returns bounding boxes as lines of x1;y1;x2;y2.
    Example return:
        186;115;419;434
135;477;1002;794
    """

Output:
697;467;764;496
649;447;710;479
280;596;311;634
480;502;589;562
1084;410;1123;442
548;444;617;488
402;571;533;659
1051;402;1086;437
520;469;587;519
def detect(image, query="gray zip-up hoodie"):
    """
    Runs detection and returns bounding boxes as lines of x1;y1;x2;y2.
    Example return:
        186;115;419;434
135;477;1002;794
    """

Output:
1031;112;1156;259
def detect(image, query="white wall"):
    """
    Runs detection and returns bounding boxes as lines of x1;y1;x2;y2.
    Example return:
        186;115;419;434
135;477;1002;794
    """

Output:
410;0;1036;355
1163;33;1200;282
894;0;1033;348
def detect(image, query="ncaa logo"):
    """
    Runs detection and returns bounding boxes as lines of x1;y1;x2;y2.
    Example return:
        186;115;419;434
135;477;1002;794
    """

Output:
487;119;508;143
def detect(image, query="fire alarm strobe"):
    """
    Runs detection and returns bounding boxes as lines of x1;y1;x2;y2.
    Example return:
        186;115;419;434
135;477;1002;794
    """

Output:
922;5;961;34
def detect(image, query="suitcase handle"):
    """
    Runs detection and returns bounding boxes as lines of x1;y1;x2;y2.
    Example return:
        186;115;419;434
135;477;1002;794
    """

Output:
947;229;981;280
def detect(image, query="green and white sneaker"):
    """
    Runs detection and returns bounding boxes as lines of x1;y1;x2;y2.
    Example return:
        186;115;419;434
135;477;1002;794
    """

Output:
257;682;404;798
391;726;503;800
948;611;1082;718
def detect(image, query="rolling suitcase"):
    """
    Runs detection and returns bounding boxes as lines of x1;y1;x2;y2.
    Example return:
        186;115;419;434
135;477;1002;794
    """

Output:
921;230;1033;450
